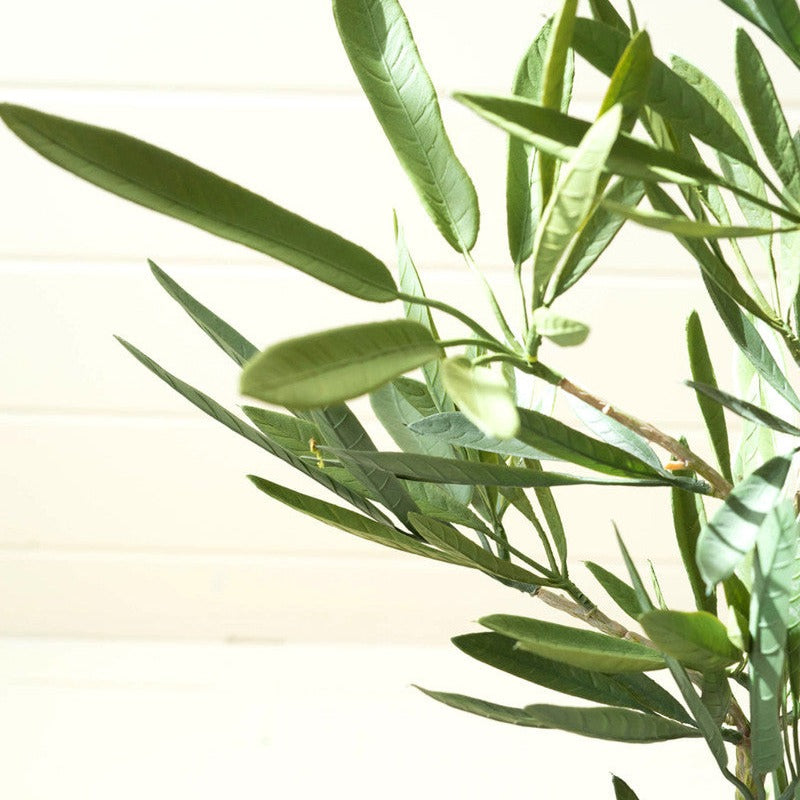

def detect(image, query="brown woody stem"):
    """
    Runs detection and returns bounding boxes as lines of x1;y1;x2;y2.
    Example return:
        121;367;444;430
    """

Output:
558;377;733;499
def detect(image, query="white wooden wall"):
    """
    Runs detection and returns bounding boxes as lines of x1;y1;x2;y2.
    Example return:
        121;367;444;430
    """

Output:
1;0;795;642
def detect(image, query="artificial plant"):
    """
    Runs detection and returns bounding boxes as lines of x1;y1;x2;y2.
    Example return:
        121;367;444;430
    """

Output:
5;0;800;797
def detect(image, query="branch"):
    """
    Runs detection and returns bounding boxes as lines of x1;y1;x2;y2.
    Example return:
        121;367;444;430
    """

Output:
558;377;733;498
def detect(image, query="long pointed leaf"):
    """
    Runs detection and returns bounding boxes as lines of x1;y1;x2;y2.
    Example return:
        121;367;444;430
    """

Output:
114;338;389;525
480;614;664;672
696;453;794;589
0;104;397;302
240;320;441;409
333;0;479;251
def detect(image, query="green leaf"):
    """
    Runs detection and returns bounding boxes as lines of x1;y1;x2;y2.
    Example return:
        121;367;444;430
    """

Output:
612;776;641;800
524;460;569;572
588;0;629;32
148;261;258;367
696;453;794;589
515;408;667;479
506;18;574;266
333;0;479;251
572;18;754;166
532;105;623;298
408;513;540;587
550;178;645;297
720;0;800;68
538;0;579;206
114;338;390;525
309;403;421;528
687;380;800;437
0;104;397;303
736;29;800;199
370;378;469;504
531;307;590;346
672;484;716;614
585;561;642;620
415;688;544;727
440;357;520;439
639;610;741;671
646;183;782;329
480;614;664;672
453;632;692;722
566;396;662;472
455;92;738;189
750;500;797;774
240;320;441;410
247;475;462;566
519;704;698;742
241;407;320;455
404;482;487;533
686;313;733;483
394;216;451;412
700;670;732;727
333;449;705;490
616;529;732;772
410;412;554;461
603;199;788;238
597;30;654;132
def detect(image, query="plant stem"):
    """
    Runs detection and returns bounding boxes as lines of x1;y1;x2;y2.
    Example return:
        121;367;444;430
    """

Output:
558;376;733;498
461;248;519;347
437;337;512;353
397;292;501;346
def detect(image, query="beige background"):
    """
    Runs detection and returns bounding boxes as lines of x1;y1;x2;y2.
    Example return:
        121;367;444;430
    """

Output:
0;2;794;797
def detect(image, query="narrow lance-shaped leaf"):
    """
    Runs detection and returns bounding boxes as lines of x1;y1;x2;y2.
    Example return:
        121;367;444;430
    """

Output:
612;776;641;800
452;632;692;722
309;402;422;529
722;0;800;76
538;0;579;206
602;199;790;239
419;688;698;742
480;614;665;672
149;261;258;367
408;513;540;587
672;479;716;614
333;449;707;491
597;30;654;132
533;105;623;300
242;406;320;455
550;178;645;297
114;338;390;525
454;92;760;194
585;561;642;620
588;0;629;32
240;320;442;410
506;18;574;266
696;453;794;590
646;183;782;330
639;610;741;671
333;0;479;251
750;501;797;774
686;312;733;483
247;475;462;566
394;215;451;412
572;18;754;166
519;703;699;743
736;29;800;200
441;357;520;440
687;380;800;437
566;395;662;472
616;528;732;772
0;105;397;303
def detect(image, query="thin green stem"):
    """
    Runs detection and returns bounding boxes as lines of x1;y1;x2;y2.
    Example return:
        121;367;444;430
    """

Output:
437;337;511;353
478;525;558;580
461;248;519;347
397;292;501;345
515;263;531;332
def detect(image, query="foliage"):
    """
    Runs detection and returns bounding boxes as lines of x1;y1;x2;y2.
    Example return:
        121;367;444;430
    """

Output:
8;0;800;796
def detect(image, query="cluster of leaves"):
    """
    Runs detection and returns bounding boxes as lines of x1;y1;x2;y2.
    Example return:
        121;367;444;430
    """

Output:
7;0;800;797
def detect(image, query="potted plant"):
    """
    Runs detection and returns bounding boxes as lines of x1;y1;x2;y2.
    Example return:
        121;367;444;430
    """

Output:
5;0;800;796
